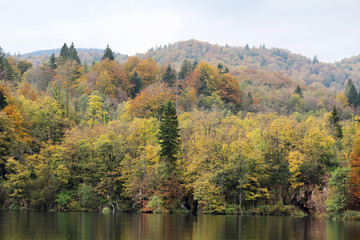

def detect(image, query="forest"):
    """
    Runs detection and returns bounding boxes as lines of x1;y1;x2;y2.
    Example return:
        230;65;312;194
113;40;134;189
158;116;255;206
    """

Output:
1;40;360;217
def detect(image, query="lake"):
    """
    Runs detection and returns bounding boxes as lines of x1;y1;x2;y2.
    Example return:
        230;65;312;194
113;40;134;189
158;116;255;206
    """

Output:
0;211;359;240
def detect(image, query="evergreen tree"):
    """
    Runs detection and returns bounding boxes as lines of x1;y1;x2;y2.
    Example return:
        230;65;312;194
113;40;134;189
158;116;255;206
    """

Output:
294;85;303;98
247;92;253;105
3;58;16;81
178;59;192;79
162;64;176;87
345;79;358;107
101;45;115;61
192;60;198;70
48;53;57;69
59;43;69;63
329;106;343;140
68;42;81;65
130;71;142;98
159;100;180;168
312;55;319;64
0;47;5;79
0;90;7;110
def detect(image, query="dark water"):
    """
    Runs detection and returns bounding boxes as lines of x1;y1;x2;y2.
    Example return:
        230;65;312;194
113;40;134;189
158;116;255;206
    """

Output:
0;212;360;240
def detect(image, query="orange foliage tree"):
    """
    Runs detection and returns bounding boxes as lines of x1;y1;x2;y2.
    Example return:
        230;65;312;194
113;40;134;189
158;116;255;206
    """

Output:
131;82;175;118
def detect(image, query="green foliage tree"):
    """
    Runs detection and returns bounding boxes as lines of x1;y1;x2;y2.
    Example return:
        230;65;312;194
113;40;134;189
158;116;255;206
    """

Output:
329;106;343;140
3;59;16;81
101;45;115;61
59;43;69;63
0;90;7;110
48;53;57;69
159;100;180;169
312;55;319;64
178;59;192;79
345;79;358;107
16;60;32;75
0;47;5;79
130;71;142;98
59;42;81;65
326;167;349;213
68;42;81;65
294;85;303;98
162;64;176;87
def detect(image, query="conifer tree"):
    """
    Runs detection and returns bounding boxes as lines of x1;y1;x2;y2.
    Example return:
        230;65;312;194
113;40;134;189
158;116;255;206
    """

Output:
294;85;303;98
3;58;16;81
48;53;57;69
0;90;7;110
162;64;176;87
130;71;142;98
312;55;319;64
101;45;115;61
59;43;69;62
159;100;180;169
345;79;358;107
0;47;5;79
68;42;81;65
329;105;343;140
179;59;192;79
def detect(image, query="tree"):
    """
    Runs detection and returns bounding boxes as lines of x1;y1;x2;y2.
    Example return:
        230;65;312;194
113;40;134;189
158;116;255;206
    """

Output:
16;60;32;75
0;88;7;110
345;79;358;107
329;106;343;140
101;45;115;61
0;47;5;80
162;64;176;87
178;59;192;79
68;42;81;65
159;100;180;169
48;53;57;69
59;43;81;65
294;85;303;98
130;71;142;98
59;43;69;63
312;55;319;64
326;167;349;213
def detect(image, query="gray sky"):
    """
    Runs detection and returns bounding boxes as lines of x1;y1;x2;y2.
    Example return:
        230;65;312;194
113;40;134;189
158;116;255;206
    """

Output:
1;0;359;62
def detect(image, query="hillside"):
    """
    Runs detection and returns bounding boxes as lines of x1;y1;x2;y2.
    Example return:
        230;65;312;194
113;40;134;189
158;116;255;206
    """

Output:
139;39;360;89
20;48;128;66
17;39;360;89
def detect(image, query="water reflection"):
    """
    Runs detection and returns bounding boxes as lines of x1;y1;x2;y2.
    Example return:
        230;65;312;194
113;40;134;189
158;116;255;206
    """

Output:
1;211;360;240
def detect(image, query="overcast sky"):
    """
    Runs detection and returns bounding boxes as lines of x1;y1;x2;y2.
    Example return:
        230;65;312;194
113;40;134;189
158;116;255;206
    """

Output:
1;0;359;62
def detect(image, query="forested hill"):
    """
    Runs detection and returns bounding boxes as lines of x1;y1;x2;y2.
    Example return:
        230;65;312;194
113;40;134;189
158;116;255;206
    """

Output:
19;39;360;89
20;48;128;66
139;39;360;89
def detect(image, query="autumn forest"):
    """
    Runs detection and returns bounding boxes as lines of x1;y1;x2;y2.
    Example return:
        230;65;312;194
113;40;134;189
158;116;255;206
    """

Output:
1;40;360;218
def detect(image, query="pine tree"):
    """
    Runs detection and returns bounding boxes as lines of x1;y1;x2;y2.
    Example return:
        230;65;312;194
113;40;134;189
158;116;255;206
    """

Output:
178;59;192;79
0;89;7;110
59;43;69;63
162;64;176;87
312;55;319;64
345;79;358;107
48;53;57;69
130;71;142;98
68;42;81;65
101;45;115;61
294;85;303;98
159;100;180;168
3;58;16;81
329;106;343;140
0;47;5;79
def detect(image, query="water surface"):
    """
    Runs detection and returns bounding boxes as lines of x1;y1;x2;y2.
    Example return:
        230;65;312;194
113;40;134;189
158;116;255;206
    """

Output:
0;211;359;240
